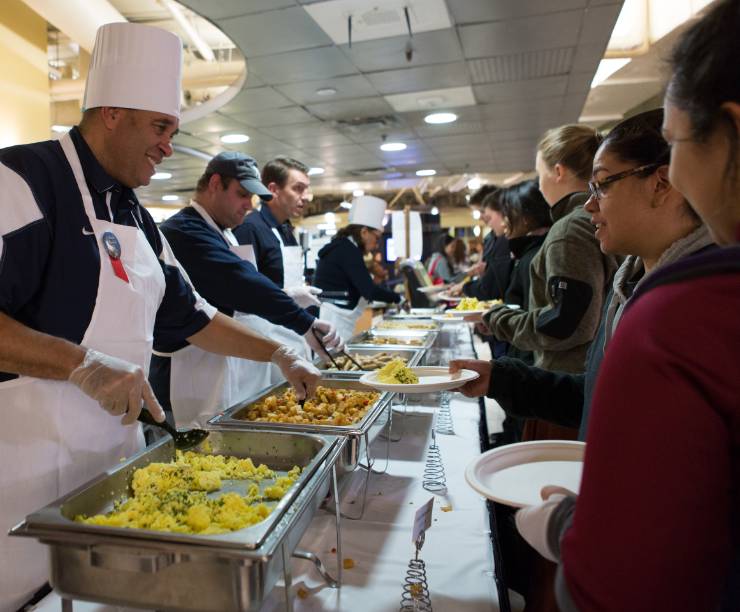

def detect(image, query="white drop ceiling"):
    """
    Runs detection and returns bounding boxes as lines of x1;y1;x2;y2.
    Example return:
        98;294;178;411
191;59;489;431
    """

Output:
107;0;626;204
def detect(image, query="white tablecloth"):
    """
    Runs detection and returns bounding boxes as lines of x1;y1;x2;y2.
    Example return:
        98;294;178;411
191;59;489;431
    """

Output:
34;327;500;612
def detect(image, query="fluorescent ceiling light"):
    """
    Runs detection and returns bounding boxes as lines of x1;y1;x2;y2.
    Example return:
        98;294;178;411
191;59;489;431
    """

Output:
161;0;215;62
152;172;172;180
416;169;436;176
424;112;457;124
353;189;365;197
221;134;249;144
162;194;179;202
308;167;325;176
380;142;407;152
591;58;631;88
51;124;72;133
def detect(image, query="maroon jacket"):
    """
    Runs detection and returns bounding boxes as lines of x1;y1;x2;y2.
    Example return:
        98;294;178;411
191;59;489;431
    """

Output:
557;247;740;611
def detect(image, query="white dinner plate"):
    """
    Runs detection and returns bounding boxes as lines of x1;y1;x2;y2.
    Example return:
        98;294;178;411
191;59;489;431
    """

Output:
436;292;462;302
359;366;479;393
417;285;448;294
465;440;585;508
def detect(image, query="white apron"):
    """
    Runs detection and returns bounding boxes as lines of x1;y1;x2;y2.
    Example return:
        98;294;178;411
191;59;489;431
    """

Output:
167;216;272;429
0;132;165;612
264;226;310;383
319;298;368;344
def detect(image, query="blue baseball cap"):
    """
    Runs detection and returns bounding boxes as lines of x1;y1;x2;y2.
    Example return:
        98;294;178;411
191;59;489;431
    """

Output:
205;152;273;200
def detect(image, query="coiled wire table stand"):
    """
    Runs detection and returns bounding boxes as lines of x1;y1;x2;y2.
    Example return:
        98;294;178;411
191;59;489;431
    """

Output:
421;428;447;494
434;391;455;435
399;533;433;611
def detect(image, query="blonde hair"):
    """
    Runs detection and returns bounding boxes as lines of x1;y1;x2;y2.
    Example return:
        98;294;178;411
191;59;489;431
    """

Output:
537;124;603;181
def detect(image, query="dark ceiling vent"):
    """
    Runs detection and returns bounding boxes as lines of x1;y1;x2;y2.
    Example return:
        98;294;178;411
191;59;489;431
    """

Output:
347;166;397;177
333;115;402;131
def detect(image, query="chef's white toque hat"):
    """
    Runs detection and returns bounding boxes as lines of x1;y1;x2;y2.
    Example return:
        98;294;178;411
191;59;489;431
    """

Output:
83;22;183;118
349;195;387;231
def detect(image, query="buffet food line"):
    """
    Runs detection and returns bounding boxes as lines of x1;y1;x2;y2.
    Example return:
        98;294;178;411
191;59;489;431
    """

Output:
22;307;499;612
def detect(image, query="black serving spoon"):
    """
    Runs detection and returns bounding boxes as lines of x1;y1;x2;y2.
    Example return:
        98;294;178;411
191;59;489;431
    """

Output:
137;408;209;451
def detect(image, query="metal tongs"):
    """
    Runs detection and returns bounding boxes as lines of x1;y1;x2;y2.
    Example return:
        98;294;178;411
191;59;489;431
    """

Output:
137;408;208;450
311;327;364;370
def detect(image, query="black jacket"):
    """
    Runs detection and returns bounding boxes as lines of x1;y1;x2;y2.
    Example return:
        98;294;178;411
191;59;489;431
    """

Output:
314;237;399;309
463;235;513;300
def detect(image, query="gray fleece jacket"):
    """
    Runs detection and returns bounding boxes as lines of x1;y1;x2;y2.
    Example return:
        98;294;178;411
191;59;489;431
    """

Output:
485;193;621;373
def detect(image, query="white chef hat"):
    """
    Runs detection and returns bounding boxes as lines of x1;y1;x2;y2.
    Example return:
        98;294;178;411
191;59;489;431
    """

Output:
83;22;183;118
349;195;387;231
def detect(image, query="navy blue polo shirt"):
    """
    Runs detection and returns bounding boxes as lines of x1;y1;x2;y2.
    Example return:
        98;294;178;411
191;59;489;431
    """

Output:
233;203;297;287
158;206;313;333
0;127;213;382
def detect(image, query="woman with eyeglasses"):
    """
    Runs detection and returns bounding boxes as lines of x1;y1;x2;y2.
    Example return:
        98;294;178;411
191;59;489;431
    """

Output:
513;2;740;609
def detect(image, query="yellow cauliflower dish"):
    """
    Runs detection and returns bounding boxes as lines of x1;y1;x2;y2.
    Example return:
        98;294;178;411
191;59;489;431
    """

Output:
240;386;380;426
76;450;301;535
376;358;419;384
454;297;503;311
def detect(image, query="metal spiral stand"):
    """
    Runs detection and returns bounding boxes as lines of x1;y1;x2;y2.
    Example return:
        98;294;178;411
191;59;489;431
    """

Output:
421;429;447;494
434;391;455;435
399;533;433;611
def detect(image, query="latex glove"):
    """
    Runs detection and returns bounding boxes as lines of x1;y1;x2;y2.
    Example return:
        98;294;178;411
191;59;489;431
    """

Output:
68;348;165;425
515;487;576;563
449;359;491;398
306;319;344;355
271;345;321;401
285;285;322;309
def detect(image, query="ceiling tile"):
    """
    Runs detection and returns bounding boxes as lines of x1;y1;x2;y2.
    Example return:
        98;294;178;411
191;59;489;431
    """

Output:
385;86;476;113
219;6;332;57
180;0;296;21
218;87;295;114
343;127;417;145
171;133;212;148
261;121;339;140
447;0;587;23
367;62;470;95
566;72;594;96
459;11;583;58
339;29;463;72
306;97;394;120
248;47;358;84
571;42;606;74
467;48;575;83
579;4;622;45
279;131;356;149
182;113;251;135
474;76;568;103
231;106;315;127
304;0;452;45
413;119;483;138
276;75;377;105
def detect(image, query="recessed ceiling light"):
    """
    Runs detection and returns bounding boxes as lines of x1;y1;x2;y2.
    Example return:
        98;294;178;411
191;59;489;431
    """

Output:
380;142;407;152
431;206;439;215
162;194;179;201
473;225;481;237
424;112;457;124
324;212;336;223
353;189;365;197
472;209;481;220
220;133;249;144
152;172;172;180
51;124;72;133
416;169;436;177
315;87;337;96
467;177;482;191
340;201;352;209
308;167;325;176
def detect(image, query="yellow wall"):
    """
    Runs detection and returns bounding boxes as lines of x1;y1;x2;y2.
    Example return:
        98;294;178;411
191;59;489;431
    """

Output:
0;0;50;147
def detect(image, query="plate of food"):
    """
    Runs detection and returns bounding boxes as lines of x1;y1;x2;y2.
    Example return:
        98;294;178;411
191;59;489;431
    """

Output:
465;440;585;508
417;284;448;294
436;291;463;302
359;358;479;393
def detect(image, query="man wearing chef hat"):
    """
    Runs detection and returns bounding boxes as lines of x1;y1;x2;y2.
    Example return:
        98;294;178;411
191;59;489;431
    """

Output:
0;22;319;611
314;195;402;340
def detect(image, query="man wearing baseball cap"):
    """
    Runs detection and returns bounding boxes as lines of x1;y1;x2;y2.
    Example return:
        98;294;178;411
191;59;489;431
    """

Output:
0;23;321;609
151;152;342;428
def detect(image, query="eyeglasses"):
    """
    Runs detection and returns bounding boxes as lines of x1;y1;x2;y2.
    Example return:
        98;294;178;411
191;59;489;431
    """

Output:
588;163;662;200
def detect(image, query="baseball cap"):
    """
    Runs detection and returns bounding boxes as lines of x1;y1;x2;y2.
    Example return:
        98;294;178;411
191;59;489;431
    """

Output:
205;152;273;200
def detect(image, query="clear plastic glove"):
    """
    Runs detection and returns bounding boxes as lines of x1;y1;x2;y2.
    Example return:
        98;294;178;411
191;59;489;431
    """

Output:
285;285;322;309
271;345;321;401
68;348;165;425
308;319;344;353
